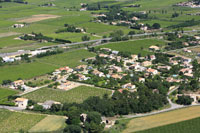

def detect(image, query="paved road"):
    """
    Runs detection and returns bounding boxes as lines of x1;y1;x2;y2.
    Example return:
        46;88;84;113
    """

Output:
122;86;192;119
37;29;200;49
18;84;49;96
0;105;25;111
1;30;200;58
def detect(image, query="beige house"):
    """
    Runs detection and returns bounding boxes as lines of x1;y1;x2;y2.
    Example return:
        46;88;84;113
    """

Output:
142;61;152;67
146;68;158;75
131;54;138;61
15;98;28;108
149;45;160;51
122;83;136;89
12;80;24;87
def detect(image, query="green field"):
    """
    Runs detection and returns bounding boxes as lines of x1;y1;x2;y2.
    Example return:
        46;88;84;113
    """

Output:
0;88;18;105
0;88;18;99
0;0;199;52
0;109;45;132
0;49;95;83
29;115;66;132
24;85;112;103
97;39;166;56
138;117;200;133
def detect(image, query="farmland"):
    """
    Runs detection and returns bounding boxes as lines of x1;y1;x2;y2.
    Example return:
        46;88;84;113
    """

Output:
97;39;166;56
122;106;200;133
0;109;45;132
24;85;112;103
29;115;66;132
137;116;200;133
0;49;95;83
0;88;18;100
0;0;199;52
0;88;18;105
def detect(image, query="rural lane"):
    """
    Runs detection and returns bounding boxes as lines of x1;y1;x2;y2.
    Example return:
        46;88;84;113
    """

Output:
122;86;200;119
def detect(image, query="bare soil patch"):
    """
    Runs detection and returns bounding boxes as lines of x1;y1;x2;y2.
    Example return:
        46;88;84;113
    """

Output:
17;14;60;23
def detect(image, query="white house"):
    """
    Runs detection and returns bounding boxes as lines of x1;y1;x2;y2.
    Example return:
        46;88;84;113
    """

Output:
131;54;138;61
12;80;24;88
13;24;25;28
146;68;158;75
42;100;61;109
149;45;160;51
122;83;136;89
15;98;28;108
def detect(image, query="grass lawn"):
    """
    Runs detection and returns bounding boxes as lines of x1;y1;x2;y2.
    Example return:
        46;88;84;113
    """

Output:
122;106;200;133
0;88;18;99
0;109;45;133
29;115;66;132
0;49;95;83
24;85;112;103
137;116;200;133
0;88;19;105
97;39;166;56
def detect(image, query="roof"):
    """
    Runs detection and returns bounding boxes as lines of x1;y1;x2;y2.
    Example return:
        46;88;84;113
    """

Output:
149;45;160;50
43;100;59;106
147;68;157;73
15;98;28;102
14;80;24;84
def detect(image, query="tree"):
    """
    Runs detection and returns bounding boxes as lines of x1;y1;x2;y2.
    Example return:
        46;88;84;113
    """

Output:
84;112;104;133
152;23;161;29
172;12;179;18
50;104;62;112
86;112;102;124
64;125;81;133
2;80;12;85
82;35;90;41
128;31;135;35
0;57;3;66
33;104;44;112
20;54;30;62
66;106;81;125
176;95;193;105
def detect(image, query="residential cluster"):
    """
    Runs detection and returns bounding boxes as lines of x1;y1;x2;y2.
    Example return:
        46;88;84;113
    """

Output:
50;46;199;104
174;1;200;8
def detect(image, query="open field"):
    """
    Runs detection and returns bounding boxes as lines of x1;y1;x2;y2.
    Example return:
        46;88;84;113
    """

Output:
122;106;200;133
17;14;60;23
138;116;200;133
29;115;66;132
0;35;35;49
0;88;18;100
0;49;95;83
0;0;199;52
0;88;18;105
97;39;166;56
24;85;112;103
0;109;45;132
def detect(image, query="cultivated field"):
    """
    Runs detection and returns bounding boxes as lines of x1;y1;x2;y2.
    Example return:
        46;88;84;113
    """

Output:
0;88;18;100
24;85;112;103
123;106;200;133
97;39;166;56
0;49;95;83
29;115;66;132
138;116;200;133
0;109;45;132
0;88;18;105
0;32;20;38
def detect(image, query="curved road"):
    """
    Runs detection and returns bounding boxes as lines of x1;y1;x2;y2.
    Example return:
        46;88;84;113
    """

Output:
122;86;200;119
